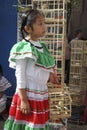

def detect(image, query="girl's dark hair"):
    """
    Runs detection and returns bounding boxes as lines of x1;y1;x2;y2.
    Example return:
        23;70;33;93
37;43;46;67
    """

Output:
21;9;44;39
0;65;3;76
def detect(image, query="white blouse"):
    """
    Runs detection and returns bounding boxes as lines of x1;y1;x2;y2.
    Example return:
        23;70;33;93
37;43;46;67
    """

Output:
15;40;53;97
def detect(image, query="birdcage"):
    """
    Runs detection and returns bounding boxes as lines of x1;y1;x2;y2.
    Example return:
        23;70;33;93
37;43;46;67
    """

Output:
69;40;87;105
69;40;87;92
48;85;72;120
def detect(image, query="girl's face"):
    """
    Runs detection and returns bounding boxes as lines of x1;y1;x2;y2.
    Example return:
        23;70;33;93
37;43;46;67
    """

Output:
29;15;46;41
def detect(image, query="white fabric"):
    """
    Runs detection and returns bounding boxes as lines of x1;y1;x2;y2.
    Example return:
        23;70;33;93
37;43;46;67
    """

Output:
30;40;43;52
9;54;36;69
15;40;54;100
0;94;7;113
15;59;27;89
15;59;53;100
0;76;11;112
0;76;11;91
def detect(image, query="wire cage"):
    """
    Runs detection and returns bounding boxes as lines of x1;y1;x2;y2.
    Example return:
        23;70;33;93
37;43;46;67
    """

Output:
48;85;72;120
69;40;87;91
69;40;87;105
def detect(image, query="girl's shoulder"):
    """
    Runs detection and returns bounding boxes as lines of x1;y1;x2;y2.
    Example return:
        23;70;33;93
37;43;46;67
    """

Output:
9;40;34;69
10;40;32;53
9;40;55;69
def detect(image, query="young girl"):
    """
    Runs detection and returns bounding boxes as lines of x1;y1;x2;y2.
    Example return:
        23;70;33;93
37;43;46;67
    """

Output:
0;65;11;120
4;9;58;130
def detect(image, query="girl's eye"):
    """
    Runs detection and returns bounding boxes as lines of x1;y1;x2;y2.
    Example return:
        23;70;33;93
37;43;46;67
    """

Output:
39;22;45;26
39;22;43;25
39;23;42;25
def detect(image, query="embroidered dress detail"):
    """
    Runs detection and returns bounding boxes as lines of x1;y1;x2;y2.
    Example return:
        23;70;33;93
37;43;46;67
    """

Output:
25;39;43;49
9;40;55;69
4;94;50;129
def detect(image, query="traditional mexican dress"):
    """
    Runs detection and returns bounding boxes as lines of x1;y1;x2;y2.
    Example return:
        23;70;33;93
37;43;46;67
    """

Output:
0;76;11;113
4;39;55;130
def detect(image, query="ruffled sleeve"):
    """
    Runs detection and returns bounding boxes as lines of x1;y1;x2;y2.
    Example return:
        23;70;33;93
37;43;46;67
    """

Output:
9;40;36;68
9;40;55;69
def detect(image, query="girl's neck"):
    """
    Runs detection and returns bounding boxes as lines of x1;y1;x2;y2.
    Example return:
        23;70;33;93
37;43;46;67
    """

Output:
26;36;39;42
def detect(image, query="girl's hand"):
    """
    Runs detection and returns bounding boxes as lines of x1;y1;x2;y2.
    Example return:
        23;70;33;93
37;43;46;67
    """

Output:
20;99;31;115
49;68;60;84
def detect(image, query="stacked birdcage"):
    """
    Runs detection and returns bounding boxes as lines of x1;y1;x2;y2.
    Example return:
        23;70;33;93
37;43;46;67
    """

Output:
69;40;87;106
32;0;71;125
48;86;72;119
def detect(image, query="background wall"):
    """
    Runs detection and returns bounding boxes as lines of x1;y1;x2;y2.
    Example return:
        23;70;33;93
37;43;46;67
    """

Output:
0;0;18;96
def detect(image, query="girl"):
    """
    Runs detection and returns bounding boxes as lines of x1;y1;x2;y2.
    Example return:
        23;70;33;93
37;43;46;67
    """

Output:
4;9;58;130
0;65;11;120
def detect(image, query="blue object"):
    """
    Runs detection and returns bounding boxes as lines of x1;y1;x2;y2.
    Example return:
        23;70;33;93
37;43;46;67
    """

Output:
0;0;18;96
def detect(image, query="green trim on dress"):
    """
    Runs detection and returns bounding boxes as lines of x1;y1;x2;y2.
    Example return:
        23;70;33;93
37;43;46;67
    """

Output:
4;119;50;130
9;40;55;69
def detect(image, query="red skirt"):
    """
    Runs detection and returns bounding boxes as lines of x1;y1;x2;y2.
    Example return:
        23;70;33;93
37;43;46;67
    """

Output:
4;93;50;130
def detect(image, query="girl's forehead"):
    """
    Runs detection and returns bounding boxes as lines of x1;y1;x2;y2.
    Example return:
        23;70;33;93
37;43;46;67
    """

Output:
36;15;45;21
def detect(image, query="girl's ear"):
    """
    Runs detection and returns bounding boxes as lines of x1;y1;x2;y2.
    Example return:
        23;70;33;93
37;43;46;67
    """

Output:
24;25;32;34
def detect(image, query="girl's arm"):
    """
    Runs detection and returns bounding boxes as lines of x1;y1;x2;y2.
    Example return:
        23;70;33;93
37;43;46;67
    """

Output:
18;88;31;114
16;59;31;114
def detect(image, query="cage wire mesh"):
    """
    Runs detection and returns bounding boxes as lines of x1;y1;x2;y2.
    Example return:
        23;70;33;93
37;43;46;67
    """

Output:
69;40;87;106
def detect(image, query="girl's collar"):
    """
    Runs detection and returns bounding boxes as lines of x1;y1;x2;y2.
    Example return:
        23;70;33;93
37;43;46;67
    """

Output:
24;39;43;49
